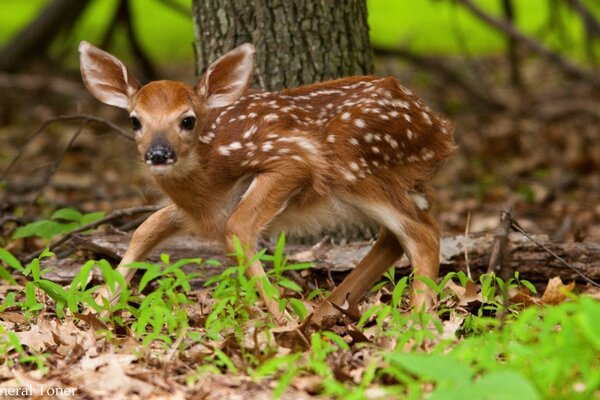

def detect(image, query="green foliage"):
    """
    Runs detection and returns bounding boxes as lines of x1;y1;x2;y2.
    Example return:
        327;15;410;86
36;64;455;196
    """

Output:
1;233;599;398
12;208;104;241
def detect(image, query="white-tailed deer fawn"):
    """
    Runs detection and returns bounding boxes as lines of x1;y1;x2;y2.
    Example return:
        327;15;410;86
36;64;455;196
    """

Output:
79;41;455;324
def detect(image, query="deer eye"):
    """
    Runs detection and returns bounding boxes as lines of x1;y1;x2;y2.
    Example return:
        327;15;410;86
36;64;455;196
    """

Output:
130;116;141;131
180;116;196;130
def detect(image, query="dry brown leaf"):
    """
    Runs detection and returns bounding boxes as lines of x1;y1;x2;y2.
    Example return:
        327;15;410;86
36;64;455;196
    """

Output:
541;277;575;305
14;319;55;352
72;353;155;397
441;313;466;340
0;311;28;324
444;280;482;306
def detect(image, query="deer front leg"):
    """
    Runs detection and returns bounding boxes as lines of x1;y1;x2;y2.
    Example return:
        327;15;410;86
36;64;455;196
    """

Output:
225;173;303;324
95;204;181;309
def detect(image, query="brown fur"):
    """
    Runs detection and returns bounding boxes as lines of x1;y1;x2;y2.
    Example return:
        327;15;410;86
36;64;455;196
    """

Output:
79;41;456;324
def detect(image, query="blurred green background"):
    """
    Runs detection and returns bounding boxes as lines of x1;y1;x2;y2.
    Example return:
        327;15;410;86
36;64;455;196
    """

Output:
0;0;593;67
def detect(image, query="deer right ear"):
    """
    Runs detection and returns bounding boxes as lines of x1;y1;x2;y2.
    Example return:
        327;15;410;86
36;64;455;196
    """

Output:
196;43;255;109
79;41;140;109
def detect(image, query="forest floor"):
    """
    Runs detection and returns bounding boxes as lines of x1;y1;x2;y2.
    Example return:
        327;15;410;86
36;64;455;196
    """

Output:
0;56;599;399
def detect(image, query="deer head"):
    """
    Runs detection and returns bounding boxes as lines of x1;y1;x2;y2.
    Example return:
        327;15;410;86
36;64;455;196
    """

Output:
78;41;255;176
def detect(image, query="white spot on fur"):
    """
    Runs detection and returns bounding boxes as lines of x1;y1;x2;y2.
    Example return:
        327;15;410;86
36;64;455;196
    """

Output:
354;118;366;128
411;193;430;210
218;146;230;156
372;146;380;154
349;162;360;171
264;113;279;122
407;129;414;140
349;138;359;146
243;125;258;139
341;112;351;121
422;111;432;125
262;141;274;152
327;134;336;143
341;169;356;182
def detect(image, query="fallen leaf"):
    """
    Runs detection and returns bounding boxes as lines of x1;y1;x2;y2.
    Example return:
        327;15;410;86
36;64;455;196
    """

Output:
541;277;575;305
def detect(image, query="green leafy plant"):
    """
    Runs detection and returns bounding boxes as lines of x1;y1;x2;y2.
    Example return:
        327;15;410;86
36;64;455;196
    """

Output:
12;207;104;241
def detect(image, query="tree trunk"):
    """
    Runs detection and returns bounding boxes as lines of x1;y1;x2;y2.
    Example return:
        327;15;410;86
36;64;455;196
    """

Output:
191;0;373;90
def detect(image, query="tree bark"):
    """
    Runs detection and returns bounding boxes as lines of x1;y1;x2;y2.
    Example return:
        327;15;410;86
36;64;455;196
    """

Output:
191;0;373;90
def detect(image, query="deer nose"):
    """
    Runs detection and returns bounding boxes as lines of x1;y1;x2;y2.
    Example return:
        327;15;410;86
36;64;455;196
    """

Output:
145;144;176;165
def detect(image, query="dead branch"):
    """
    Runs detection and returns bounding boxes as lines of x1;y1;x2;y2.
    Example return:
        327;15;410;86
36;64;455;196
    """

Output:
486;209;513;279
0;114;133;183
77;230;600;285
454;0;600;89
511;222;600;288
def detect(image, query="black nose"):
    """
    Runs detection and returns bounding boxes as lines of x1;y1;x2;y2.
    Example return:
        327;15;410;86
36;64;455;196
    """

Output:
145;145;176;165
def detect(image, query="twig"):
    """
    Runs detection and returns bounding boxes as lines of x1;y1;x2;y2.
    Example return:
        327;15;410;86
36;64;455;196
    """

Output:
23;205;161;263
487;209;513;279
454;0;600;89
1;114;133;183
464;210;472;279
511;222;600;288
30;121;89;204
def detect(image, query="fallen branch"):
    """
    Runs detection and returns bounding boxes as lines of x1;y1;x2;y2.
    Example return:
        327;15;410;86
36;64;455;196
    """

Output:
511;222;600;288
74;230;600;285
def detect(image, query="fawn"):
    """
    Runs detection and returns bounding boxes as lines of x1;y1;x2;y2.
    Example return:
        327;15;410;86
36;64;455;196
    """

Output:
79;41;455;324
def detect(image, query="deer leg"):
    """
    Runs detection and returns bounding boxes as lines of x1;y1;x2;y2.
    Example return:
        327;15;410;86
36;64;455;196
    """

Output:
362;201;441;311
311;201;440;325
225;173;306;324
95;205;181;308
311;227;404;324
397;212;440;310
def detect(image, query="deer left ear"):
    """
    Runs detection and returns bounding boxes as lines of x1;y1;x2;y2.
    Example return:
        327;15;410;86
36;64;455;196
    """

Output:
79;41;141;109
195;43;255;109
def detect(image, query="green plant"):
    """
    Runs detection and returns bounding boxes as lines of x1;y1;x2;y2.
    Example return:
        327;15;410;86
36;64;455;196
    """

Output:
12;208;104;241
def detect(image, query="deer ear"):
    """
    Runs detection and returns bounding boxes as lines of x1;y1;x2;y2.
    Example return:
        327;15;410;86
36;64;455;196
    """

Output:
196;43;255;109
79;41;141;109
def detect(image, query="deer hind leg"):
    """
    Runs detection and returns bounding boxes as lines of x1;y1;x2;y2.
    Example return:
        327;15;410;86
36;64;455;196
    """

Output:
311;226;405;325
363;202;441;311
